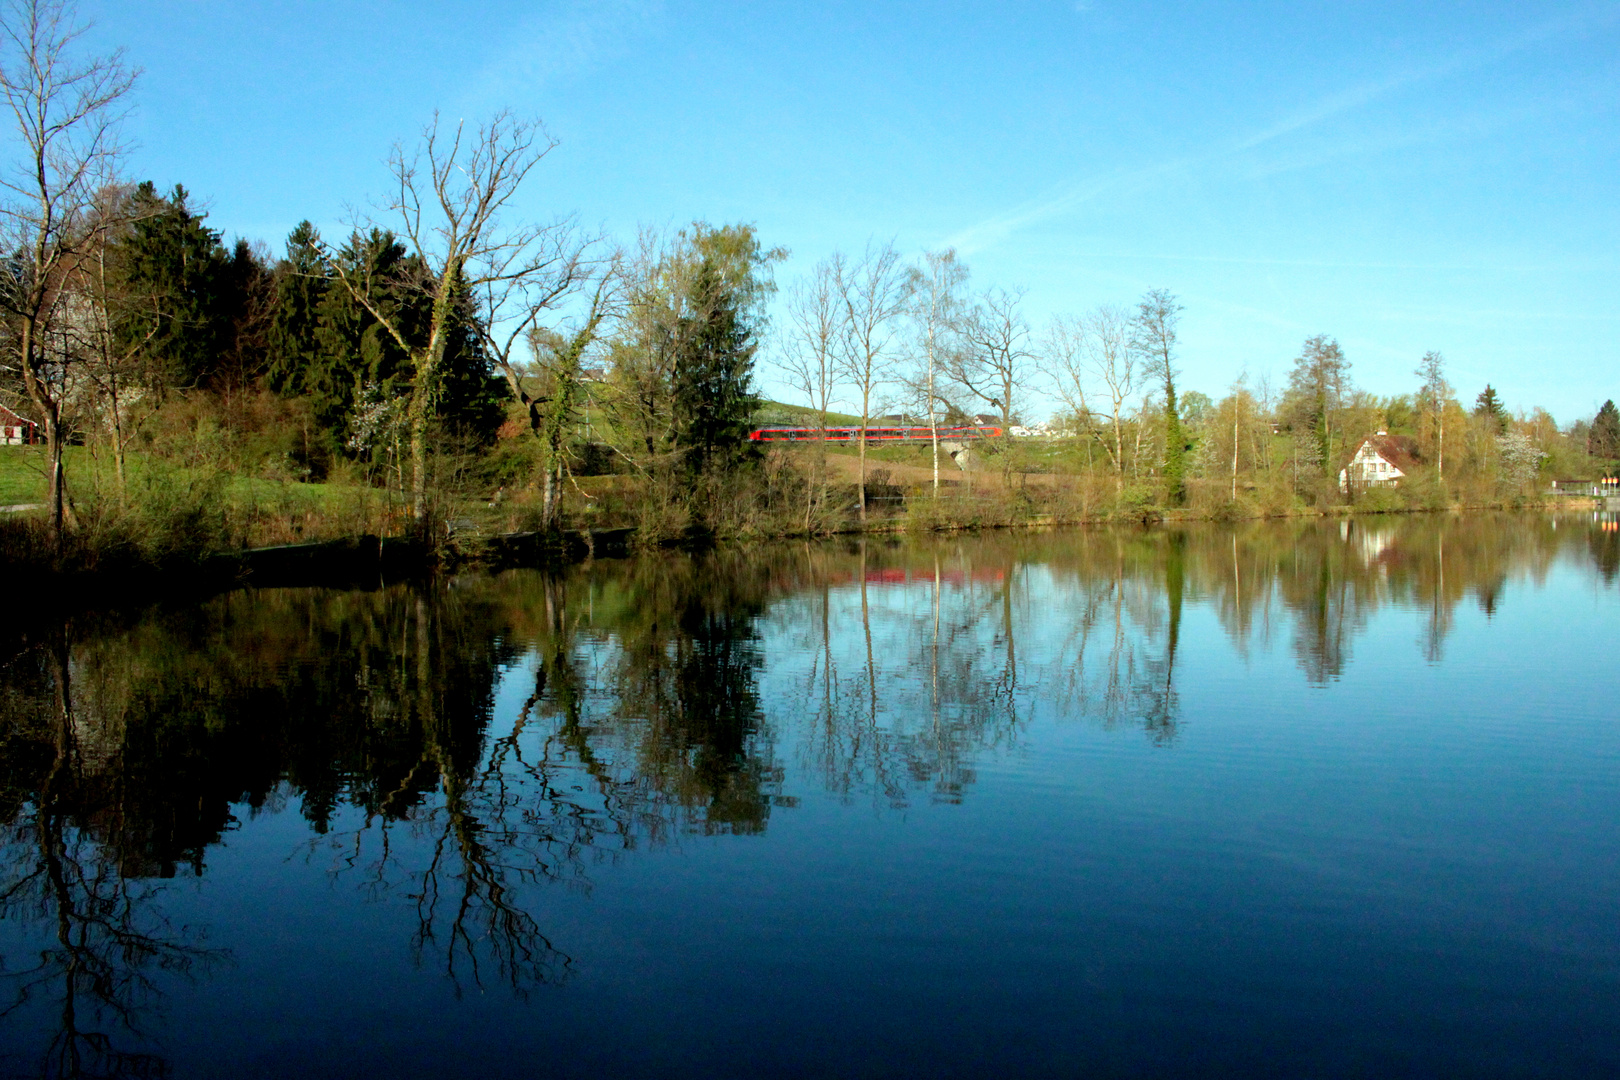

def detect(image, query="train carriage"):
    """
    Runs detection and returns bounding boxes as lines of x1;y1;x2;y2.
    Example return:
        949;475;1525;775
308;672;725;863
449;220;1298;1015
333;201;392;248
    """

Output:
749;424;1001;442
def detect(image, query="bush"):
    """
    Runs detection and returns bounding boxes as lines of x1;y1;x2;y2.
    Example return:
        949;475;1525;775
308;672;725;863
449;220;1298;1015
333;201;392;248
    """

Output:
1355;486;1403;514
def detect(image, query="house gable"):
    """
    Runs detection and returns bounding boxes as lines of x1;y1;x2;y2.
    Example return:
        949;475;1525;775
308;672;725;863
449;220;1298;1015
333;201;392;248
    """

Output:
1339;433;1421;491
0;404;38;445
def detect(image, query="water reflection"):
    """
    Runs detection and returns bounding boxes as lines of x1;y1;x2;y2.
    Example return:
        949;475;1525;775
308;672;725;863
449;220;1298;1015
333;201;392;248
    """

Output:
0;513;1610;1075
0;630;223;1079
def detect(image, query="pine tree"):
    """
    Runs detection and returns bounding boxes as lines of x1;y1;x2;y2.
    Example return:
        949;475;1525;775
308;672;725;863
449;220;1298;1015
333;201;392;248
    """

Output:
669;225;772;473
217;239;275;389
266;222;328;395
110;183;231;387
1474;385;1508;433
308;229;417;455
289;228;504;457
434;269;507;448
1591;400;1620;462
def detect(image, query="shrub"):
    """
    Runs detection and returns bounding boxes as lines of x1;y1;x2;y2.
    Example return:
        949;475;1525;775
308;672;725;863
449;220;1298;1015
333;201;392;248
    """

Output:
1355;486;1403;514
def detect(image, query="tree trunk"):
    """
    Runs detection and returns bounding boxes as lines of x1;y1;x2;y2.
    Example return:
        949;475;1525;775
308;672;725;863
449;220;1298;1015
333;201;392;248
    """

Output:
408;396;430;527
542;467;559;527
1232;410;1240;501
20;320;70;549
929;363;940;496
408;264;459;530
1113;410;1125;494
857;387;869;527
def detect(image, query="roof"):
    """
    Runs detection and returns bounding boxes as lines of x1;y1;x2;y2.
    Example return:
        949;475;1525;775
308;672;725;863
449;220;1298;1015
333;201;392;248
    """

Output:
0;404;35;427
1347;433;1422;472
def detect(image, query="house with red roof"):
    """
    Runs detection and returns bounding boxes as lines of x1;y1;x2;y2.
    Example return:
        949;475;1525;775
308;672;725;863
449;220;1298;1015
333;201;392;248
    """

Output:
0;404;39;445
1339;431;1421;493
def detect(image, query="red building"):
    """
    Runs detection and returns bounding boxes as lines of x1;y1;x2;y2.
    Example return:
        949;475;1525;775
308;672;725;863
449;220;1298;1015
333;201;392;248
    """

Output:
0;404;39;445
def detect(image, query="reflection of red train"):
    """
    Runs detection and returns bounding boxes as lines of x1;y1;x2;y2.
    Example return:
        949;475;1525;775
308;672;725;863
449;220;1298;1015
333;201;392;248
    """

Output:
749;425;1002;442
849;568;1006;586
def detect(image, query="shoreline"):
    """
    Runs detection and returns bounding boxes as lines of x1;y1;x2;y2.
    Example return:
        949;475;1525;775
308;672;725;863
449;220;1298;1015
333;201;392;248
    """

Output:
2;497;1602;611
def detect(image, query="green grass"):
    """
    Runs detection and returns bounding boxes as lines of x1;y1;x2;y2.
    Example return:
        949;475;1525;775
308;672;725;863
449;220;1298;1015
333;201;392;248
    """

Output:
0;445;54;505
752;400;867;426
0;444;386;533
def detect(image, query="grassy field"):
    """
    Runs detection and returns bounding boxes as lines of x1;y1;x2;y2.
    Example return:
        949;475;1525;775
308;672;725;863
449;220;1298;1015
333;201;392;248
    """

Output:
0;445;52;505
0;443;408;547
752;402;867;426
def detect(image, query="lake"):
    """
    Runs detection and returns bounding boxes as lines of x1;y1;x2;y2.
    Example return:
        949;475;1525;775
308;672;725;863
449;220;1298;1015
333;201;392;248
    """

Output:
1;513;1617;1078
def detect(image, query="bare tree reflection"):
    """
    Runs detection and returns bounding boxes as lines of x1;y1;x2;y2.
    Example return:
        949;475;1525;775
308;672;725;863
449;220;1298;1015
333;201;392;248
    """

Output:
0;629;221;1079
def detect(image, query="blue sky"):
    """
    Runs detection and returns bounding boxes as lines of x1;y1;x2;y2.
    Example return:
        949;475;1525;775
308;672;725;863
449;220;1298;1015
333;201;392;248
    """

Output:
82;1;1620;421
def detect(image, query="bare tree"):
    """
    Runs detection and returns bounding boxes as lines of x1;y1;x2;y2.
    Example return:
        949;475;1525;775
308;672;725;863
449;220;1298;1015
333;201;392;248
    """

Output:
833;239;907;524
1415;349;1451;480
1043;305;1135;491
332;110;589;529
905;249;969;494
783;253;843;531
1041;313;1090;437
61;183;166;492
954;286;1033;471
0;0;136;545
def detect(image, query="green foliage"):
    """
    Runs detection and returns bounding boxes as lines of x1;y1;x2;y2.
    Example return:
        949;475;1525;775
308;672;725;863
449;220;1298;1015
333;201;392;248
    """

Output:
1130;289;1186;505
1590;400;1619;462
111;184;233;387
1283;334;1351;483
1474;385;1508;433
669;224;780;473
308;230;418;455
1179;390;1213;431
1380;394;1417;435
266;221;328;396
432;267;507;450
1115;483;1160;521
266;228;504;463
1355;485;1403;513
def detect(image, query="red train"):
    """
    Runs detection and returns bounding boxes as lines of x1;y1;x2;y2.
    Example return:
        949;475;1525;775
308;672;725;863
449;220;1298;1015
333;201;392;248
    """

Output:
749;424;1002;443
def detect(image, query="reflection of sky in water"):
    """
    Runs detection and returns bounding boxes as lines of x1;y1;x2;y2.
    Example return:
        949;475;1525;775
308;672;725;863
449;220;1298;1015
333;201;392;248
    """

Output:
1;517;1617;1078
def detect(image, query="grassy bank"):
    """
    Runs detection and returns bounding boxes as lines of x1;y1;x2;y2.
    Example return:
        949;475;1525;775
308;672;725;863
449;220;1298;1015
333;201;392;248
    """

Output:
1;436;1589;609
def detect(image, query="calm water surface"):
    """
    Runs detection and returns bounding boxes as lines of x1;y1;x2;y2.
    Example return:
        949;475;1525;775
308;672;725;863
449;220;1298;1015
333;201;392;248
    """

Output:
2;514;1618;1078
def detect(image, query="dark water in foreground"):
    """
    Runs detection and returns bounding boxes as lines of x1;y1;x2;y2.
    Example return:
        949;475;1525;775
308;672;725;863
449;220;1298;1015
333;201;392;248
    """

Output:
1;514;1618;1078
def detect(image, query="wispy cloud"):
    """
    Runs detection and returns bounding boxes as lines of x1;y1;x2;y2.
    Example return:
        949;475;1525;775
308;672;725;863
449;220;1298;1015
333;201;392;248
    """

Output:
1041;250;1618;275
1231;71;1426;154
944;158;1192;255
460;0;666;112
943;6;1620;256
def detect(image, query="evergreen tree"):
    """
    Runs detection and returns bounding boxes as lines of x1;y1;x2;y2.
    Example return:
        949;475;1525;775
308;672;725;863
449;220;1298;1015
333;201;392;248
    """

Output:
266;222;328;395
669;225;775;473
1474;385;1508;432
1591;400;1620;462
216;239;275;389
289;228;504;457
309;229;417;455
431;264;507;448
110;183;231;387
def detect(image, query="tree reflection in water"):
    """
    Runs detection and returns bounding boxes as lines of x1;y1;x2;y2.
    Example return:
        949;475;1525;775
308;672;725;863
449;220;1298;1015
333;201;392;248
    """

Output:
0;513;1609;1073
0;629;223;1079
